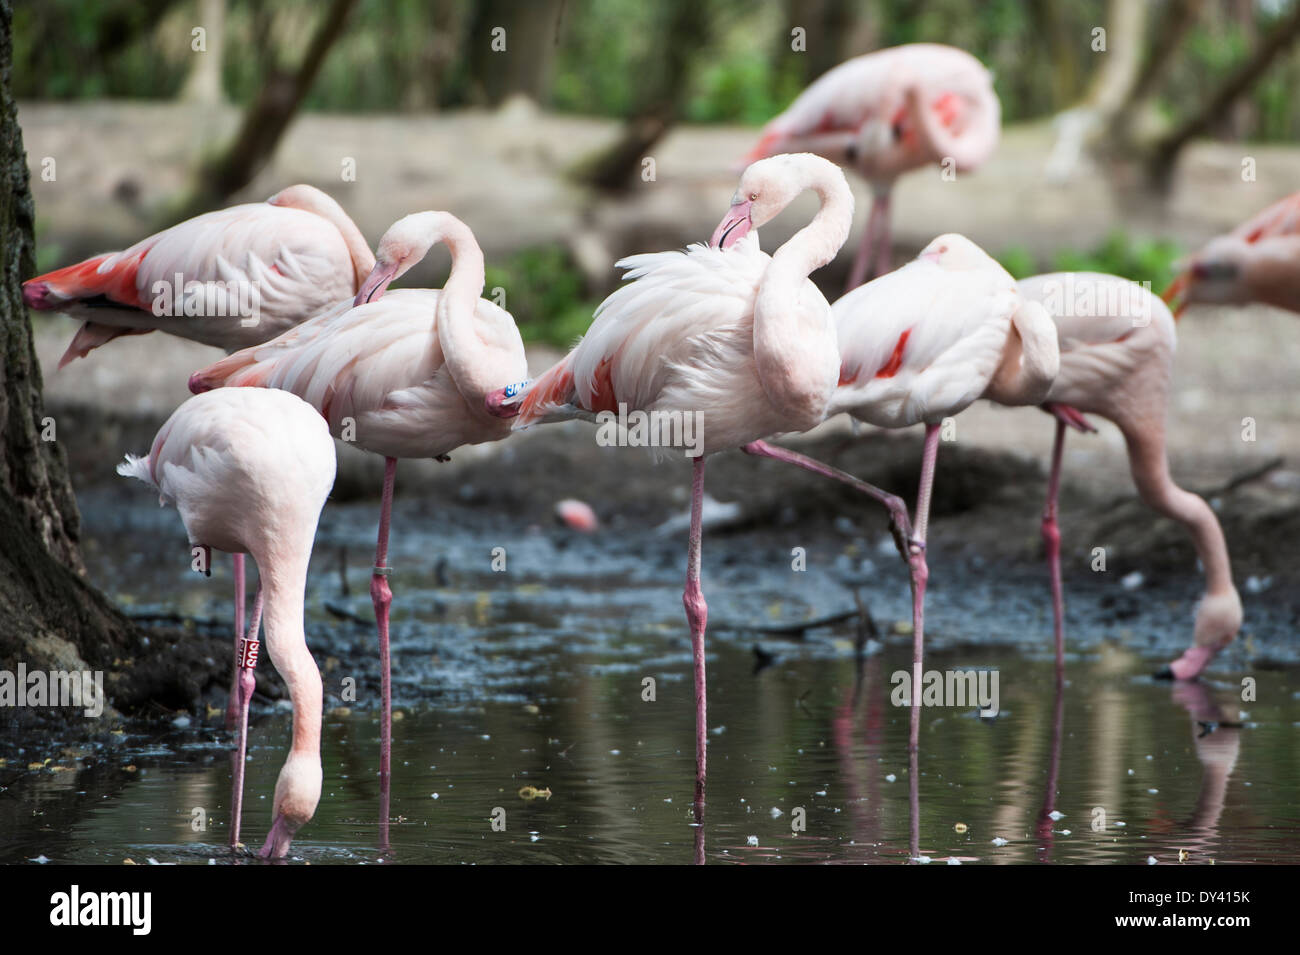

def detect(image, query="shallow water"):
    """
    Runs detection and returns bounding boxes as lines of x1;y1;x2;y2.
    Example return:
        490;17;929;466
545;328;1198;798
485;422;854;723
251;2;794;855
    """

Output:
3;496;1297;864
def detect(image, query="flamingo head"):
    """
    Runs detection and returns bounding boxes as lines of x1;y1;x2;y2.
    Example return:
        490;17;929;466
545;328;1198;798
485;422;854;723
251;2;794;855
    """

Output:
710;153;843;250
355;211;447;307
916;233;994;270
259;750;321;859
1173;236;1248;308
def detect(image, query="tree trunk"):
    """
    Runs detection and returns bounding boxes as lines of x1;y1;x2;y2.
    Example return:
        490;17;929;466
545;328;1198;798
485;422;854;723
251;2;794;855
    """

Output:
0;0;226;727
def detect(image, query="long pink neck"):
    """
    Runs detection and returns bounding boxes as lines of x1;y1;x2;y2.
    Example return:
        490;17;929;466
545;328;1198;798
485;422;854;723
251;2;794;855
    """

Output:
435;216;495;408
1122;424;1235;600
256;553;321;760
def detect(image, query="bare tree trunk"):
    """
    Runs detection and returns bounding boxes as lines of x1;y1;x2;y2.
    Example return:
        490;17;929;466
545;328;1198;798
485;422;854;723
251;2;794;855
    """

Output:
1146;0;1300;189
179;0;226;106
463;0;564;106
1;0;226;724
166;0;359;224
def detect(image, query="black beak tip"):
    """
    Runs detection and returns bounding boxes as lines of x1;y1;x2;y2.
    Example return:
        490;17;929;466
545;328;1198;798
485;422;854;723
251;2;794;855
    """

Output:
1153;665;1175;681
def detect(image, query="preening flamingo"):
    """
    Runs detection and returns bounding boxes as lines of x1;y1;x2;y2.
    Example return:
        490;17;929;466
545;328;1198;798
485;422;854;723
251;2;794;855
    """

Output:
1011;272;1240;680
1163;191;1300;316
26;184;370;698
117;388;336;859
739;234;1058;746
487;153;855;804
743;43;1000;289
189;212;527;829
23;183;373;367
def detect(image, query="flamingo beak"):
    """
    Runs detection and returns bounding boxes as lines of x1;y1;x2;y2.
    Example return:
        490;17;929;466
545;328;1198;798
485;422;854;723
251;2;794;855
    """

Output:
710;200;754;250
354;261;399;308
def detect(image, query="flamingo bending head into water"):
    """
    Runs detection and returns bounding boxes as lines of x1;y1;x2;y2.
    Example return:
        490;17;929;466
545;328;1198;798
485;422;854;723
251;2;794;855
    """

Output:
189;212;527;838
118;388;336;858
1011;273;1241;680
487;152;854;804
743;43;1000;290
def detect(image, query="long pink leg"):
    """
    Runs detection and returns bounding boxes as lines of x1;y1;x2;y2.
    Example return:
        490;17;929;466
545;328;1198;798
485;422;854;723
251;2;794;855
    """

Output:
230;581;264;848
225;553;246;730
1042;419;1067;681
683;456;709;809
371;456;397;851
742;440;914;561
872;191;893;279
845;191;889;292
907;424;941;753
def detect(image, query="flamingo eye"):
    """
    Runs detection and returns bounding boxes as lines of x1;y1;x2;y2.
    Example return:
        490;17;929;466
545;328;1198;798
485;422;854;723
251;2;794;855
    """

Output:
749;193;758;202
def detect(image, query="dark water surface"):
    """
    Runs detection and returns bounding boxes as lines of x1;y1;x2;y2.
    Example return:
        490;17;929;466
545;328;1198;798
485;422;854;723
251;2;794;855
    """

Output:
3;494;1297;864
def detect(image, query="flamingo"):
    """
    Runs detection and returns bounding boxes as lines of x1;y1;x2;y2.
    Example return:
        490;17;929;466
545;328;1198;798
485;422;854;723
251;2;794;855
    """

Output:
188;211;528;833
485;153;855;806
1163;191;1300;316
743;43;1000;290
1010;273;1241;680
117;388;336;858
737;235;1058;746
25;184;371;717
23;183;374;366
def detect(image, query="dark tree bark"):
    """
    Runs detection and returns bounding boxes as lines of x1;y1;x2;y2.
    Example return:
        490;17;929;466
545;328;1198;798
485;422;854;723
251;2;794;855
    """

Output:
0;0;226;727
463;0;565;106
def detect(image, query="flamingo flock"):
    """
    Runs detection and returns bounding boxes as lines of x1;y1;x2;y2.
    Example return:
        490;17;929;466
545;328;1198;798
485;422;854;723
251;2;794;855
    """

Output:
22;39;1287;859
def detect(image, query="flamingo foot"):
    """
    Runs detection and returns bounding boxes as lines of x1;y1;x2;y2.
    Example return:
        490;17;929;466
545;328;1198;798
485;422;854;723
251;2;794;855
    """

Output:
1156;645;1217;681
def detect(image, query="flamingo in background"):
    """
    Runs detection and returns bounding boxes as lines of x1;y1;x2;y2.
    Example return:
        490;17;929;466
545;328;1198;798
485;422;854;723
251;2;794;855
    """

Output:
1011;273;1240;680
743;43;1000;289
117;388;336;859
25;183;371;721
189;212;527;836
486;153;854;806
739;234;1058;747
1163;191;1300;316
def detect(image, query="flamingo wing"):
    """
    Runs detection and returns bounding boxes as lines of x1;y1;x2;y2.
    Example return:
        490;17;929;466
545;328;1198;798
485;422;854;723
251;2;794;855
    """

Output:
513;236;770;425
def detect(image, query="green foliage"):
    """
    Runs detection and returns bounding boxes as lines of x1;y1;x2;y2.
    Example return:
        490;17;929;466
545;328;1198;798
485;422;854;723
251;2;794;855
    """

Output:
998;232;1184;289
484;245;597;347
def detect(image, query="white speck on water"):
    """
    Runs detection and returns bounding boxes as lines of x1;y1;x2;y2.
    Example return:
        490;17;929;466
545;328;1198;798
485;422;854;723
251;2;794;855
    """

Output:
430;793;439;799
769;807;783;818
610;749;620;755
1148;788;1158;794
1121;571;1144;590
947;858;961;865
480;735;490;740
1128;769;1135;775
1115;821;1126;827
30;855;49;864
746;835;759;847
171;715;190;728
529;833;540;842
1048;810;1065;820
1061;829;1072;836
815;790;827;797
1245;575;1272;594
710;726;726;736
885;774;897;783
1147;856;1158;865
991;837;1008;847
1145;754;1154;760
913;855;932;864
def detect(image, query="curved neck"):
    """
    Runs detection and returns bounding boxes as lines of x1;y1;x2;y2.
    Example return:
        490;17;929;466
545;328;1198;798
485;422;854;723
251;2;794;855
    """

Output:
335;214;377;291
434;216;495;407
1122;426;1235;599
255;552;320;760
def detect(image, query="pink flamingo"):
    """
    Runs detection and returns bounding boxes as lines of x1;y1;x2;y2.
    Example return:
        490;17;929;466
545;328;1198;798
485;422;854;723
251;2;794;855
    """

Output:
743;43;1000;289
117;388;336;858
25;184;371;717
1164;192;1300;316
1012;273;1241;680
739;234;1058;747
23;184;373;366
189;212;528;829
486;153;855;804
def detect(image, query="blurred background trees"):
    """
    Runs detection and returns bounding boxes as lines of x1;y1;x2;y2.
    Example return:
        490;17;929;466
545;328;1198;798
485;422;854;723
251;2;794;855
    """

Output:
14;0;1300;142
